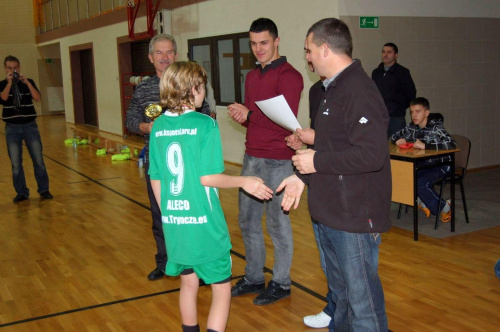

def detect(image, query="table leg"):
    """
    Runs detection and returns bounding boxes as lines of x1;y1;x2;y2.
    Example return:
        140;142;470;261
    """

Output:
413;161;419;241
451;153;456;232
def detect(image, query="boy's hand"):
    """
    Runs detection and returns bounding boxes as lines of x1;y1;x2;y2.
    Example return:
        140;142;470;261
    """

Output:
285;133;302;150
414;139;425;149
276;174;306;211
395;138;407;146
242;177;273;200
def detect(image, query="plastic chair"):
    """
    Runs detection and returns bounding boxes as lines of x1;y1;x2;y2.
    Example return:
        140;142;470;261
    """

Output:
434;134;471;229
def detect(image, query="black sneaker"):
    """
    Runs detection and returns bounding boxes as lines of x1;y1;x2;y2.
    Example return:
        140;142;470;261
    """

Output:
253;280;290;306
40;191;53;200
231;277;265;297
13;194;29;203
147;267;165;281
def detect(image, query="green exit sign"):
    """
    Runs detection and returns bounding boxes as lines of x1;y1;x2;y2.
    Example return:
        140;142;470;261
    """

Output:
45;59;53;63
360;16;379;29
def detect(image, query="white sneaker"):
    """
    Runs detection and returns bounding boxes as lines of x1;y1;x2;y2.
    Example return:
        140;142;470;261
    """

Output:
303;311;331;328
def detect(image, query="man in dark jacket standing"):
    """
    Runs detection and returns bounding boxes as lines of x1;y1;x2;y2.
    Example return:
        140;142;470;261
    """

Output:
372;42;416;138
278;18;391;331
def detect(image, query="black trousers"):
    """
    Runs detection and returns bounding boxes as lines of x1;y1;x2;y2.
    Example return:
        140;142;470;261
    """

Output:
145;158;167;270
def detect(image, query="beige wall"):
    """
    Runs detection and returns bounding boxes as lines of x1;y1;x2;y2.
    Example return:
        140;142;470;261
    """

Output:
39;0;338;163
343;15;500;168
40;21;130;133
38;58;64;115
173;0;339;163
339;0;500;18
29;0;500;168
0;0;41;114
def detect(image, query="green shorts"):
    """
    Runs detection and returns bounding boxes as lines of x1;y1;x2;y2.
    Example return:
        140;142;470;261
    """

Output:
165;251;232;284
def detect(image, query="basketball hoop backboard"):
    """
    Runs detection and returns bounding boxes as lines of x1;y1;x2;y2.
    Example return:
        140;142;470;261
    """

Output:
126;0;162;40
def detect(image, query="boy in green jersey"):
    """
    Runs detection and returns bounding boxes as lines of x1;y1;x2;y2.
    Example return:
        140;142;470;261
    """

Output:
149;61;273;332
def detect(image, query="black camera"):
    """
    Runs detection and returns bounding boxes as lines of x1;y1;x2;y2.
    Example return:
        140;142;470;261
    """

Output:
13;71;19;79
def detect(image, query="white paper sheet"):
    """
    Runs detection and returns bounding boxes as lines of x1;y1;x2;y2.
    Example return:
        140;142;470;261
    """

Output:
255;95;302;132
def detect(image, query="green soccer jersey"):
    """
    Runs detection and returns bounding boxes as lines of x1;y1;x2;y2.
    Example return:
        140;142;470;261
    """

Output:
148;110;231;266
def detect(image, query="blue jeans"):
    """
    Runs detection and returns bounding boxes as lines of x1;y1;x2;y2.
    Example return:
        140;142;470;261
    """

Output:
319;224;388;332
238;154;294;286
417;165;450;215
312;219;335;319
387;116;406;138
5;121;50;196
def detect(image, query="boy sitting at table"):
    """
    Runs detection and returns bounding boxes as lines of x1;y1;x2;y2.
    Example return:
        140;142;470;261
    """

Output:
390;97;457;222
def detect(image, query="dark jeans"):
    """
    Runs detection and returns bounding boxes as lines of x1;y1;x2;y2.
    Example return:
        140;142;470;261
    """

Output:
319;224;388;332
417;165;451;215
5;121;49;197
387;116;406;138
145;156;167;270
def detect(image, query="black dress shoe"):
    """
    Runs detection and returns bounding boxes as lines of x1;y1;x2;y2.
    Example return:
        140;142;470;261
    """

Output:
231;277;265;297
253;280;290;306
147;267;165;281
40;191;53;200
13;194;29;203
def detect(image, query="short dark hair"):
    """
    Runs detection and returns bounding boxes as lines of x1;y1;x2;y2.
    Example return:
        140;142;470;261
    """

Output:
4;55;20;67
383;42;398;54
306;18;352;57
249;18;278;39
410;97;430;110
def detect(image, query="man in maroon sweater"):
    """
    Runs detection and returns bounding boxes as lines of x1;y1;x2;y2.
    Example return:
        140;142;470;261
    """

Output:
228;17;303;306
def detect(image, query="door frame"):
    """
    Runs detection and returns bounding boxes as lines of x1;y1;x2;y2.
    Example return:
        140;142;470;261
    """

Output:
69;43;98;127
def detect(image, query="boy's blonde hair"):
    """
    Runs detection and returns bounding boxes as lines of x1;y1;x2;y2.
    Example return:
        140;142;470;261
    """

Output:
160;61;207;114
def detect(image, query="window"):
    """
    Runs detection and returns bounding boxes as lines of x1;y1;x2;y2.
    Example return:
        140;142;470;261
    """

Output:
188;32;256;106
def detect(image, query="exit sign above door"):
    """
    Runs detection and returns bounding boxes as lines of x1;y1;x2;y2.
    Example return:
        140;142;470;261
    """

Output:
359;17;379;29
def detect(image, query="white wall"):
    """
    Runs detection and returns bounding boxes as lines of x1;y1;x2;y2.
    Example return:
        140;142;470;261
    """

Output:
38;17;150;134
339;0;500;18
58;22;125;132
35;0;499;166
173;0;338;163
37;0;337;163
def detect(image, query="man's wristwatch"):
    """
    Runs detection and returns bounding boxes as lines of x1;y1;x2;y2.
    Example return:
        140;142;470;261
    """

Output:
247;111;253;121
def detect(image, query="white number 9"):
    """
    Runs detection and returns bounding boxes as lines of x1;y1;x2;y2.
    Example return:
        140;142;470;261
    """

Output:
167;142;184;196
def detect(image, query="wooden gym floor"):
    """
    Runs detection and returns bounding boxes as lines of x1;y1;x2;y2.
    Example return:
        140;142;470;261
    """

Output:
0;115;499;331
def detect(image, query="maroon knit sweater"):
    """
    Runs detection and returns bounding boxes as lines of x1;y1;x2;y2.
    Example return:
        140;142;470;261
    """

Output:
243;57;303;160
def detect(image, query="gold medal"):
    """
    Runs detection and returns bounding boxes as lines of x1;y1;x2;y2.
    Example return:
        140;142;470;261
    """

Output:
145;104;162;120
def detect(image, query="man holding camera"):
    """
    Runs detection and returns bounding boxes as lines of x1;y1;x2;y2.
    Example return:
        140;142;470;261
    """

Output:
1;55;52;203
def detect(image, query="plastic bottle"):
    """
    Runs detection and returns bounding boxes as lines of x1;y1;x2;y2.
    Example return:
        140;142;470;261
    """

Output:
138;145;146;168
72;132;77;150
